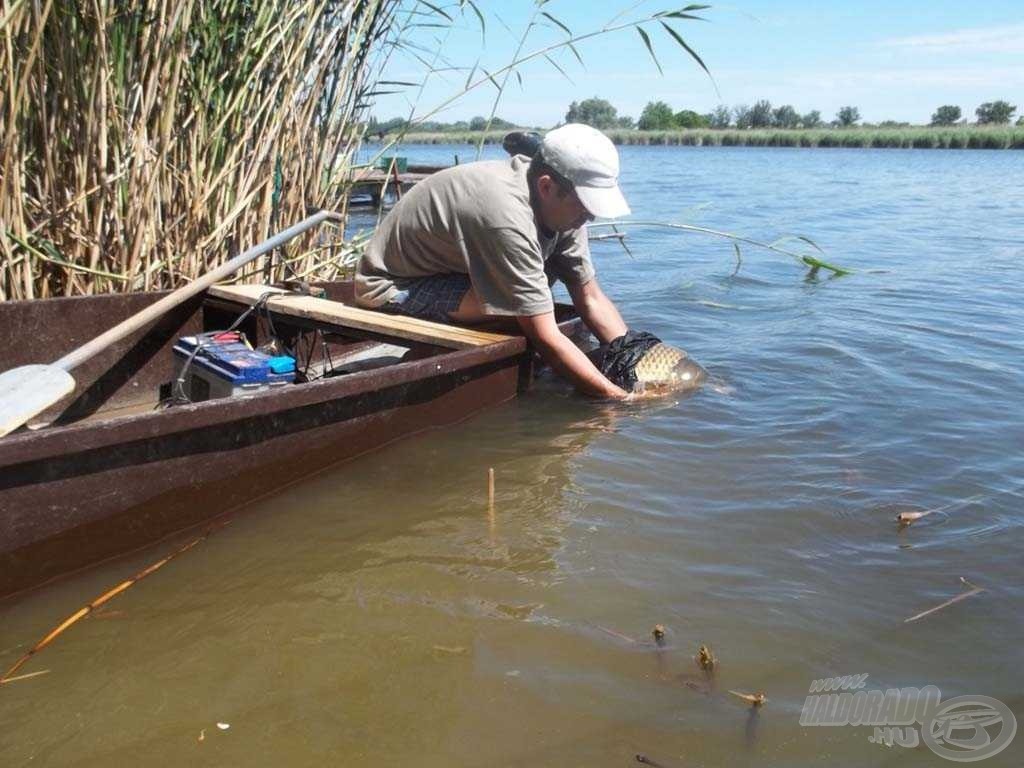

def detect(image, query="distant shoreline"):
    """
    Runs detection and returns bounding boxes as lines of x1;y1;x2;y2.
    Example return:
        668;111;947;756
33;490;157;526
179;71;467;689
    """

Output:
374;126;1024;150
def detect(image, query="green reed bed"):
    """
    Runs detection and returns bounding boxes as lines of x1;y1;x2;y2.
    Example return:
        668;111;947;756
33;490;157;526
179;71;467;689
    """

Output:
398;126;1024;151
604;126;1024;149
1;0;399;300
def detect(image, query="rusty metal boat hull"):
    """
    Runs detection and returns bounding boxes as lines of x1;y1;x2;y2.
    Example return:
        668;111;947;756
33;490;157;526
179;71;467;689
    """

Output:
0;283;581;599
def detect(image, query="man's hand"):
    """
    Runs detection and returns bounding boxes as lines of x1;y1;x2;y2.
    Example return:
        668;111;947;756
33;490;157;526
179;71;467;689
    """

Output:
516;311;629;399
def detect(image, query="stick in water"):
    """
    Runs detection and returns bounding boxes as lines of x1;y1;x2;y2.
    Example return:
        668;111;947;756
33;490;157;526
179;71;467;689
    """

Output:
636;754;674;768
0;669;51;685
904;577;986;624
596;625;639;644
896;493;987;527
0;529;215;682
487;467;495;508
729;690;767;707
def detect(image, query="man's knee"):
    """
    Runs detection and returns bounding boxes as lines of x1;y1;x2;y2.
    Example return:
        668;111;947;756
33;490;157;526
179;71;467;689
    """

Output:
448;287;487;322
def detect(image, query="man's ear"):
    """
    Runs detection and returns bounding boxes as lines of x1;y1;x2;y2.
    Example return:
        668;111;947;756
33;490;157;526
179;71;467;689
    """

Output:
535;174;554;199
536;174;566;200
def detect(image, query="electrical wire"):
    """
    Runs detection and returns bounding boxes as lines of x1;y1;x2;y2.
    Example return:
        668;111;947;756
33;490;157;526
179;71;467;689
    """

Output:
155;290;283;409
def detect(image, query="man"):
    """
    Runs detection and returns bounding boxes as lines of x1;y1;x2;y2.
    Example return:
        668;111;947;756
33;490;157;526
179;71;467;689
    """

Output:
354;123;633;399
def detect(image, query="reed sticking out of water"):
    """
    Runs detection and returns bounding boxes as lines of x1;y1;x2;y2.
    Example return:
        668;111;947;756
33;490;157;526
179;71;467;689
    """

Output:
0;669;51;686
589;221;849;277
1;0;398;300
652;624;667;646
896;492;986;527
904;577;986;624
729;690;767;707
0;528;215;683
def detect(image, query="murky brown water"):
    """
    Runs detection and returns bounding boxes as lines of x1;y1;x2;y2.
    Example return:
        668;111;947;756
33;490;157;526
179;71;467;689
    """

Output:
3;147;1024;766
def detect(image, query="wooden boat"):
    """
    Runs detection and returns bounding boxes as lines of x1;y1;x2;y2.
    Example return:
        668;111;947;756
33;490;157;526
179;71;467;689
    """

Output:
0;280;583;600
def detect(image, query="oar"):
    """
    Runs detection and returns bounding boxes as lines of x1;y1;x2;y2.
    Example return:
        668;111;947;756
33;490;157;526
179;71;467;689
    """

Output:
0;210;343;438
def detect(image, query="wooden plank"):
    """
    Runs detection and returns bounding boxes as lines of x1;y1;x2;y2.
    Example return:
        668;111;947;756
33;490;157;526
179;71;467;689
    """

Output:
207;284;515;350
350;169;435;185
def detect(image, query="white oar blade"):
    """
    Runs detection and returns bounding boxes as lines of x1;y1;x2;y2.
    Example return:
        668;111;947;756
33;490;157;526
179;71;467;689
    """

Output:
0;365;76;438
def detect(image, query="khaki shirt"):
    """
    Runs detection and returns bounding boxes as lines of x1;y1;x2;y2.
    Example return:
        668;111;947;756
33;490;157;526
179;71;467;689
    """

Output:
354;156;595;316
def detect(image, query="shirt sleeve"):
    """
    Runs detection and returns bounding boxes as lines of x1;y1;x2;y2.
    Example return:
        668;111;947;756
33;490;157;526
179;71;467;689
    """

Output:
460;225;554;316
544;226;596;287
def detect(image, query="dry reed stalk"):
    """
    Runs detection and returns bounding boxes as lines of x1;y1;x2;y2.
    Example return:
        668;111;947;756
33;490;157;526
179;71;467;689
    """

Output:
896;492;986;527
596;625;639;644
0;528;214;683
728;690;767;707
1;0;399;300
904;577;986;624
0;669;51;685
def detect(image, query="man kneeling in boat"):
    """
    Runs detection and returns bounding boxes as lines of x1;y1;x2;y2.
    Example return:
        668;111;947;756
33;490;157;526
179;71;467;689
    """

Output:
354;123;635;400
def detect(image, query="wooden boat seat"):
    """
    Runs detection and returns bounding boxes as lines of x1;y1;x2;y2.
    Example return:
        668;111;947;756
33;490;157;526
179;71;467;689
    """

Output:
206;283;515;350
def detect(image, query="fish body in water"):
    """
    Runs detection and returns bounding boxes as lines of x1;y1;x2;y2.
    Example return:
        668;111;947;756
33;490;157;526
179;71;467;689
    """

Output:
589;329;708;393
632;342;707;393
589;332;708;394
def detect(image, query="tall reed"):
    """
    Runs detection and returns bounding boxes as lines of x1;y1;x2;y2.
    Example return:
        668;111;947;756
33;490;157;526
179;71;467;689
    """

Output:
1;0;398;300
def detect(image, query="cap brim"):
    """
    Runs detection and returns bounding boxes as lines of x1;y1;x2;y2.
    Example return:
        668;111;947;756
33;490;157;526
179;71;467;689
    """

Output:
575;183;631;219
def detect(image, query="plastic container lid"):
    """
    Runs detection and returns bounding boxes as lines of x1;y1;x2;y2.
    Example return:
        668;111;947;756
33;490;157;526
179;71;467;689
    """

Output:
268;356;296;374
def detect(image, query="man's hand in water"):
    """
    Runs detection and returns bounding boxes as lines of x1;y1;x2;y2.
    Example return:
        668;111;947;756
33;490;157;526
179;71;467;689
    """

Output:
622;386;674;402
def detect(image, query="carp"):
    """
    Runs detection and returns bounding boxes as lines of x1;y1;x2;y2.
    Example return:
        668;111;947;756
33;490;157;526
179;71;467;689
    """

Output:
632;342;707;393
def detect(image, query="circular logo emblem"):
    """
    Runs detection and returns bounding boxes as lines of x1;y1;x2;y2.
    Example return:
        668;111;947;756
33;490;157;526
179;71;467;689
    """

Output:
922;695;1017;762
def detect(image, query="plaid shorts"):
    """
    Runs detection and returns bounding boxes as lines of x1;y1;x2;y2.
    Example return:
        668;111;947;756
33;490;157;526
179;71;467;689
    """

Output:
383;273;471;323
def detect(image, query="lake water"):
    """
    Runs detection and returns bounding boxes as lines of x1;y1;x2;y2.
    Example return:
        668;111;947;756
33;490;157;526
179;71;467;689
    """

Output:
2;145;1023;766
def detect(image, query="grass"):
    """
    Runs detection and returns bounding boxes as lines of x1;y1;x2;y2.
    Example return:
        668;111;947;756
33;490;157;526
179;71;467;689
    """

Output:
392;125;1024;150
1;0;399;300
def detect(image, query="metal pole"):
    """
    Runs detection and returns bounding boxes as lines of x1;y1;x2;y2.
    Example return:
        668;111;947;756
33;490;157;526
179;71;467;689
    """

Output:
55;211;344;372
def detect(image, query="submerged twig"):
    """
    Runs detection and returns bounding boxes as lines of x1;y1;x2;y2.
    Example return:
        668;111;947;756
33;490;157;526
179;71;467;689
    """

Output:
904;577;986;624
0;669;51;685
596;625;639;645
745;705;761;749
0;528;217;683
636;754;675;768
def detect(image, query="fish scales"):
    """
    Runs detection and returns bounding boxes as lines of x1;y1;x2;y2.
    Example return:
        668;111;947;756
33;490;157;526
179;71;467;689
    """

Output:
632;343;707;391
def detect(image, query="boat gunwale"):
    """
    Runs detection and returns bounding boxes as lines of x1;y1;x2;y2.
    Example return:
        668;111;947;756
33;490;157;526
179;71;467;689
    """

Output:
0;300;585;463
0;335;532;465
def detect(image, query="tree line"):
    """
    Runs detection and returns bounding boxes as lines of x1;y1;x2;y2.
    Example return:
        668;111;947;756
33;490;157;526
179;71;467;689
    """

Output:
370;99;1021;137
563;97;1021;131
369;115;523;136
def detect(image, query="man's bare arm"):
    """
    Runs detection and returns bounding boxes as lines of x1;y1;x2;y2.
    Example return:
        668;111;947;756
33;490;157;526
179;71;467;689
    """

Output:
516;311;628;399
566;278;628;344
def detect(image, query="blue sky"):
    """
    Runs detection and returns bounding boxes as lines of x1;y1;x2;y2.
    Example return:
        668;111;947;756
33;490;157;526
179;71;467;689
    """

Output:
372;0;1024;126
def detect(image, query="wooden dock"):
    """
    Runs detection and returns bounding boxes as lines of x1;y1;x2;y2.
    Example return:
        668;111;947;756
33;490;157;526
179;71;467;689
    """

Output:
347;164;447;207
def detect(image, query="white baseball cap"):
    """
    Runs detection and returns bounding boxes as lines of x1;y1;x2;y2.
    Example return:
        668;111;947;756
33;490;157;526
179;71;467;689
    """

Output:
539;123;631;219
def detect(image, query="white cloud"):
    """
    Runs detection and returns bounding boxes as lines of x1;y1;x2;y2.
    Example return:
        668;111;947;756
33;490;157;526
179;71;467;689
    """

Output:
879;24;1024;55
